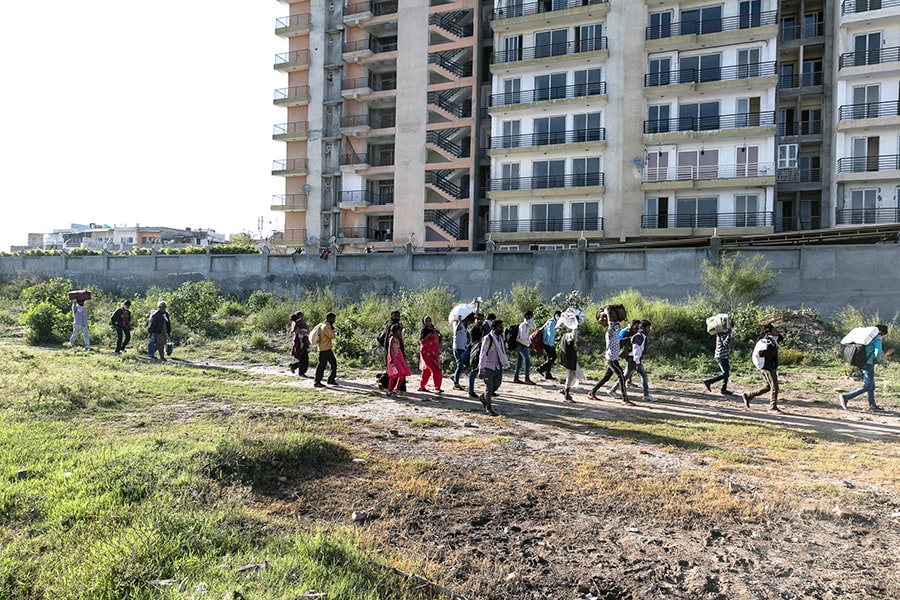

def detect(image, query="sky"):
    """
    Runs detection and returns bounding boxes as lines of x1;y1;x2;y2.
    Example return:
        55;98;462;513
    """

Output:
0;1;288;250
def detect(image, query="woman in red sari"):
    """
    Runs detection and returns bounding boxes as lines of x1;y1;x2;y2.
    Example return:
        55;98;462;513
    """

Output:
418;316;443;393
386;323;412;396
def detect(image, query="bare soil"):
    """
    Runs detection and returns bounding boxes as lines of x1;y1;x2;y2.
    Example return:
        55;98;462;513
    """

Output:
246;365;900;600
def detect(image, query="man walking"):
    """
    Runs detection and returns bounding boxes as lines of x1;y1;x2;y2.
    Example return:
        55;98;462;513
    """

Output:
147;301;171;362
70;298;90;349
111;300;133;354
588;307;634;406
536;311;560;380
839;324;888;411
513;310;536;385
702;326;735;395
478;319;510;416
314;312;338;387
612;320;654;401
743;323;783;414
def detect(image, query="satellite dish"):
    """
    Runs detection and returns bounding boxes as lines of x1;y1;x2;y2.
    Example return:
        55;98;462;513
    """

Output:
308;235;318;243
301;183;312;192
328;236;336;244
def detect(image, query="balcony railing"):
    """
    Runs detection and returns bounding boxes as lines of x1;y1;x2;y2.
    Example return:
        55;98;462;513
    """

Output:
490;128;606;149
490;82;606;107
340;190;394;205
487;217;604;234
836;207;900;225
272;158;309;173
274;50;311;66
645;62;776;87
273;121;309;136
836;154;900;173
780;20;824;40
842;0;899;15
777;121;823;136
776;215;823;232
343;37;398;54
646;10;776;40
778;71;824;89
642;212;774;229
838;100;900;120
273;86;310;102
488;173;605;191
339;227;387;241
643;162;774;182
340;152;395;167
345;1;399;18
342;76;397;92
776;168;822;183
839;46;900;68
275;13;311;29
493;0;608;20
492;37;608;64
644;111;776;134
271;194;307;207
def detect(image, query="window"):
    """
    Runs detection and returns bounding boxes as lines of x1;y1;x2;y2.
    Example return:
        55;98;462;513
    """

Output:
501;78;521;106
500;204;519;232
851;136;880;172
737;48;761;78
855;32;881;66
778;108;796;136
573;68;603;96
501;163;520;190
534;73;567;101
678;102;719;131
534;29;568;59
677;149;718;180
501;120;521;148
679;54;720;83
647;104;670;133
736;97;761;127
376;216;394;240
646;151;669;182
577;24;603;53
802;12;822;37
738;0;761;29
681;6;722;35
503;35;521;62
505;0;523;18
648;11;672;40
852;84;880;119
572;157;601;186
676;197;718;227
532;159;565;189
532;116;566;146
801;59;822;86
531;203;564;231
647;57;671;87
377;180;394;204
735;194;759;226
855;0;884;14
572;112;603;142
849;189;877;224
799;155;820;183
644;197;670;229
571;202;600;231
735;145;759;177
777;144;798;168
780;16;797;41
779;63;796;88
800;109;821;134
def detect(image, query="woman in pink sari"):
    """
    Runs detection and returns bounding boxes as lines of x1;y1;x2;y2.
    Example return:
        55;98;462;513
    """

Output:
418;316;443;393
386;323;412;396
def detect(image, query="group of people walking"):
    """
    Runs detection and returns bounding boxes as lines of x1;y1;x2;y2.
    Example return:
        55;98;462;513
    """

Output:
289;305;891;418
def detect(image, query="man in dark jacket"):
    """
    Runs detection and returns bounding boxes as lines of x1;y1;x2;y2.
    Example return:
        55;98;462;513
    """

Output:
111;300;132;354
148;301;171;362
743;323;782;414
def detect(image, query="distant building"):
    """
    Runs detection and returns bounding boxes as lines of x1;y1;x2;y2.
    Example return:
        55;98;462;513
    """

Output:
22;224;225;251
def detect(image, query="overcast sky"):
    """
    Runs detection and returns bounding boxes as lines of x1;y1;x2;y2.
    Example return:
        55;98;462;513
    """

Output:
0;1;288;250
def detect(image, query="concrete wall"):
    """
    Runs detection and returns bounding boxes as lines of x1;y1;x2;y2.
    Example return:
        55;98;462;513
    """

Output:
2;242;898;318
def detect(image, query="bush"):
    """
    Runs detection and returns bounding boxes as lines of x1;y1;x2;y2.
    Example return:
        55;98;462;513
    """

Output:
249;303;293;334
22;301;67;344
699;252;780;315
22;277;73;313
167;281;223;333
65;248;103;256
217;299;248;318
246;290;276;312
209;244;259;255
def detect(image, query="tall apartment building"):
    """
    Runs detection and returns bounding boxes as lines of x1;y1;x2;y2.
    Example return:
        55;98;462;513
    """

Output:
271;0;900;253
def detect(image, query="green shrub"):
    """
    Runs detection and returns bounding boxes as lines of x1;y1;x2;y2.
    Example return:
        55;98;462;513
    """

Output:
24;249;61;256
779;347;804;366
247;290;276;312
699;252;780;315
167;280;223;333
217;299;249;317
22;301;67;344
22;277;73;313
65;248;103;256
209;244;259;254
130;247;152;255
249;303;292;334
248;332;269;349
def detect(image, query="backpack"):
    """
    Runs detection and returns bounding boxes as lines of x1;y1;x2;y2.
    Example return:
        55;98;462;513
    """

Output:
842;342;869;369
504;325;519;352
529;326;545;353
619;330;634;359
377;328;387;349
751;338;771;369
309;323;323;347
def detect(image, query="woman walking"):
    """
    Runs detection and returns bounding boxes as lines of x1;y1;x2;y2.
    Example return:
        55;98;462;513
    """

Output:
418;316;443;393
289;310;310;377
387;323;412;396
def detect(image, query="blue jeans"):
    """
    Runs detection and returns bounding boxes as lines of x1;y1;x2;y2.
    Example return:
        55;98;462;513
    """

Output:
514;342;530;380
706;357;730;391
612;360;649;397
453;348;468;385
845;363;876;407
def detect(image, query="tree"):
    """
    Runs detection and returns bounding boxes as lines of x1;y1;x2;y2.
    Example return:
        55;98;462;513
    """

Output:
699;252;780;314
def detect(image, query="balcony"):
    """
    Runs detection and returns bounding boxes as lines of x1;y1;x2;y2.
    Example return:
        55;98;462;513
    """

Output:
838;100;900;120
280;229;308;244
839;46;900;69
487;217;604;234
490;128;606;150
842;0;900;15
273;86;310;106
780;20;824;41
275;13;311;37
641;212;774;229
273;121;309;141
644;111;776;134
271;194;307;211
777;71;824;89
645;10;776;40
343;37;398;56
339;226;386;242
490;82;606;108
271;158;309;176
492;38;607;64
488;173;605;192
340;151;395;168
776;168;821;184
339;190;394;207
493;0;607;20
342;75;397;95
777;121;822;137
645;62;776;87
274;49;310;72
836;207;900;225
344;0;399;21
836;154;900;174
643;162;775;183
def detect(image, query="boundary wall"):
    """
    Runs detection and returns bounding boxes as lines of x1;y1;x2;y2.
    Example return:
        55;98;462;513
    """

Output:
1;242;898;318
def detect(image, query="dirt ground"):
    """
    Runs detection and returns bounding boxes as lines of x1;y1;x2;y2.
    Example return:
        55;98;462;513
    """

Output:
245;365;900;600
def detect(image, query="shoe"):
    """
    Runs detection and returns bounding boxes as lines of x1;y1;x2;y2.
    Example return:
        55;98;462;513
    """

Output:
512;378;523;384
418;388;427;392
867;405;884;412
114;350;120;355
544;373;556;381
720;390;736;396
703;380;711;392
839;394;848;410
478;394;488;409
434;389;443;394
468;392;479;399
486;408;499;417
565;395;576;403
314;382;324;388
768;407;784;414
453;383;465;390
524;379;537;385
742;392;751;409
607;388;619;399
327;379;337;385
385;391;394;397
290;363;297;374
622;400;636;407
587;393;597;401
643;395;657;402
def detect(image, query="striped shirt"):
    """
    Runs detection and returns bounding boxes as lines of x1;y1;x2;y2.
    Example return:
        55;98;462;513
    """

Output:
714;332;731;360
